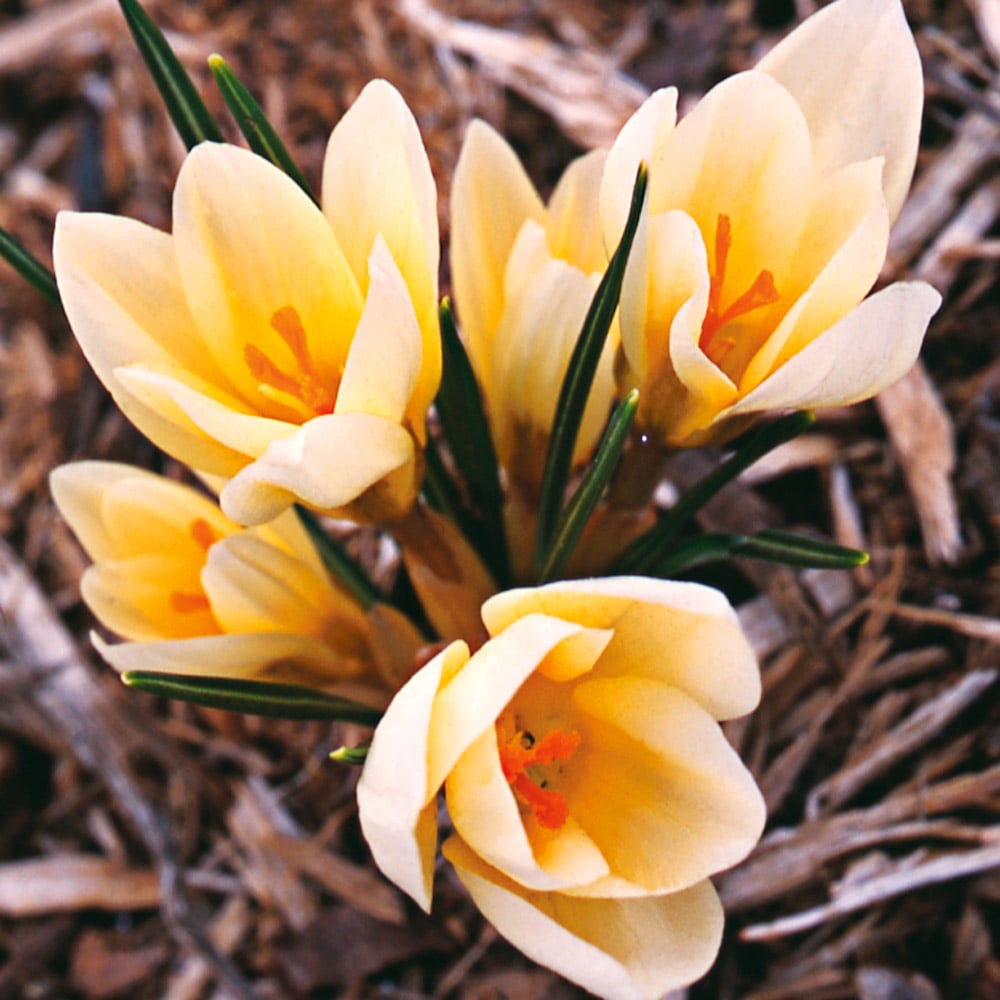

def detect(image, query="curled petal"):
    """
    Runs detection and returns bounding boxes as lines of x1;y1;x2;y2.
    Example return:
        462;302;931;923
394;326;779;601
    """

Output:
219;412;416;525
357;641;471;911
444;836;725;1000
482;577;761;721
723;281;941;418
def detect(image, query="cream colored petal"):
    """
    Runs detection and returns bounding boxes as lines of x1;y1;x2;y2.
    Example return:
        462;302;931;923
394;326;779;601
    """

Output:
357;641;469;910
426;615;596;793
483;577;760;720
115;366;293;460
322;79;439;419
600;87;678;250
451;119;546;379
173;142;364;403
756;0;923;222
723;281;941;418
650;72;813;295
564;678;765;895
547;148;609;274
446;728;610;892
95;630;344;682
335;237;422;427
445;836;725;1000
203;533;353;637
219;412;416;525
493;256;611;467
740;157;890;393
53;212;225;388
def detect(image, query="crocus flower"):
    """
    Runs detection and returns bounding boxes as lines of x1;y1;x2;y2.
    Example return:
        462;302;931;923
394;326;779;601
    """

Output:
50;462;422;703
357;577;765;999
451;120;615;493
54;80;439;526
600;0;941;448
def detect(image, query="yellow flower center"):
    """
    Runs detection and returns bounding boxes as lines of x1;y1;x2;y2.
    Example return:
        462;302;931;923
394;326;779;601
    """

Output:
699;214;780;369
498;727;580;830
244;306;337;415
168;517;221;616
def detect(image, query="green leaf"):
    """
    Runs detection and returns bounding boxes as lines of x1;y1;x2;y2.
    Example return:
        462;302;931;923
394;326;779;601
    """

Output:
533;162;649;576
614;410;816;574
294;504;381;611
330;743;370;765
651;528;868;577
434;298;510;586
208;54;314;200
0;227;60;308
122;671;382;724
538;389;639;583
119;0;222;150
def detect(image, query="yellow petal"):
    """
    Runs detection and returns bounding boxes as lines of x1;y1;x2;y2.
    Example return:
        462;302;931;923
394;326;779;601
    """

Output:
173;142;364;406
649;71;813;297
740;157;890;393
483;577;760;720
357;641;470;910
756;0;923;223
335;237;423;430
600;87;678;250
426;615;594;793
547;148;609;274
451;119;546;381
218;412;416;525
444;836;725;1000
322;80;440;416
564;678;765;895
446;728;610;892
202;533;365;640
723;281;941;418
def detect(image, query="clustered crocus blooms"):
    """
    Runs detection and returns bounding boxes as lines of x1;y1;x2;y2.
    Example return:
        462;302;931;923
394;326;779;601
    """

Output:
600;0;941;448
54;80;440;527
50;462;421;703
358;578;765;1000
45;0;941;995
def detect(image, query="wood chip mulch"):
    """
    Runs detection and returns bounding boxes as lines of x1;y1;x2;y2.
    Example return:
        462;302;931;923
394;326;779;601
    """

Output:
0;1;998;998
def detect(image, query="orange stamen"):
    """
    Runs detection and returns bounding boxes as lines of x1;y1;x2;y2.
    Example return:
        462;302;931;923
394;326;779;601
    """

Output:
699;214;780;366
170;591;211;614
498;728;580;830
189;517;219;552
244;306;337;415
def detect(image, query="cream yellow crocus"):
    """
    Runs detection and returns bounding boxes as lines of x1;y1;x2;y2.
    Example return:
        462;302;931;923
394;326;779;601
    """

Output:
50;462;422;704
357;577;765;999
54;80;439;526
451;121;615;493
601;0;941;448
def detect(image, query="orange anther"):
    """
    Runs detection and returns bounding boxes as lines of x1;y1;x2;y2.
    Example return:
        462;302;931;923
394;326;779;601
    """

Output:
498;728;580;830
189;517;219;552
170;591;211;614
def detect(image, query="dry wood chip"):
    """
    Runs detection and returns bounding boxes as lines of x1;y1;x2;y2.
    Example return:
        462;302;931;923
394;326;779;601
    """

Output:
398;0;647;149
968;0;1000;69
883;602;1000;643
855;967;941;1000
0;855;160;916
69;927;170;1000
740;839;1000;941
876;361;963;566
806;668;997;817
0;0;120;76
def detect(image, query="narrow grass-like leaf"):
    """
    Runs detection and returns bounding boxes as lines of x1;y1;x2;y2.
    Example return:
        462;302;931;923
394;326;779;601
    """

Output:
119;0;222;150
435;298;510;586
652;528;868;577
330;744;370;765
533;162;648;575
538;389;639;583
614;410;816;574
208;54;314;200
0;227;60;307
295;504;381;611
123;671;382;724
